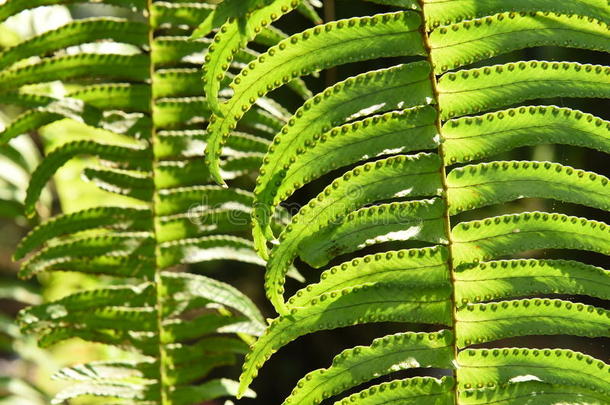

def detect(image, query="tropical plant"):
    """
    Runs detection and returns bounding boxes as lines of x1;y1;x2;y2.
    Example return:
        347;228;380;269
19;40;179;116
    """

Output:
0;1;319;403
202;0;610;404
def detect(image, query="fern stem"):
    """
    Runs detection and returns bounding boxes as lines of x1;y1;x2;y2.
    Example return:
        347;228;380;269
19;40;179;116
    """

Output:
146;0;170;403
417;1;459;402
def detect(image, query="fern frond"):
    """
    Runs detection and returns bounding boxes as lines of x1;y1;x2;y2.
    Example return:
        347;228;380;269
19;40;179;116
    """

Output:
252;61;434;251
15;207;153;260
442;106;610;164
191;0;267;38
298;199;447;268
2;1;307;403
281;331;454;405
458;381;607;405
451;212;610;264
423;0;610;27
0;18;147;71
456;298;610;346
226;1;610;403
438;61;610;119
0;53;150;93
457;348;610;394
288;246;449;308
239;285;452;393
158;235;265;268
24;141;152;216
199;0;302;116
0;0;147;23
335;377;454;405
447;161;610;213
454;259;610;302
266;153;442;313
205;11;426;184
429;13;609;73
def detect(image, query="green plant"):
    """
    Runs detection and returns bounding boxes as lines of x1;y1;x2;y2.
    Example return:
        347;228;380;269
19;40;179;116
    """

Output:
203;0;610;403
0;1;319;403
0;76;51;404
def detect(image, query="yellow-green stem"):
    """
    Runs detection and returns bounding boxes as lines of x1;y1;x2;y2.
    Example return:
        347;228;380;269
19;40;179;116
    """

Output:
417;1;459;403
146;0;169;403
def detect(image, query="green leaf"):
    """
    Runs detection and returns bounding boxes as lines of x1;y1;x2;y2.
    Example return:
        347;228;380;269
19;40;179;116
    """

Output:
0;0;147;24
154;68;204;98
54;360;155;381
442;106;610;164
167;353;236;386
51;381;152;404
296;2;323;25
15;206;153;260
0;88;152;144
456;298;610;347
298;199;447;268
438;61;610;120
155;130;268;160
38;327;153;351
68;84;151;113
266;153;442;314
455;259;610;304
458;381;609;405
191;0;267;38
423;0;610;28
200;0;301;116
155;185;253;216
446;161;610;214
158;235;265;269
0;199;24;219
20;234;155;278
19;285;152;321
163;313;262;343
457;348;610;396
25;141;152;217
83;168;153;201
153;97;285;132
252;62;434;250
270;105;438;223
152;36;258;67
162;272;265;325
430;12;610;73
205;11;426;185
0;18;148;71
153;97;210;129
157;207;251;242
24;254;155;278
166;337;250;365
0;92;55;108
172;379;255;405
287;246;449;308
151;2;213;29
0;54;150;94
238;284;452;397
0;97;103;145
334;377;454;405
154;157;262;189
281;331;454;405
21;306;157;338
452;212;610;265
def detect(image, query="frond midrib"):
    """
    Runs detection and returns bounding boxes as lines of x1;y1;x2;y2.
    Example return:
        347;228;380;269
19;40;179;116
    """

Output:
418;2;460;403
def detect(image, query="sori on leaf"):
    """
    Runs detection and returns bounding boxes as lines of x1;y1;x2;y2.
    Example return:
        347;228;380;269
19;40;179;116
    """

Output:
201;0;610;404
